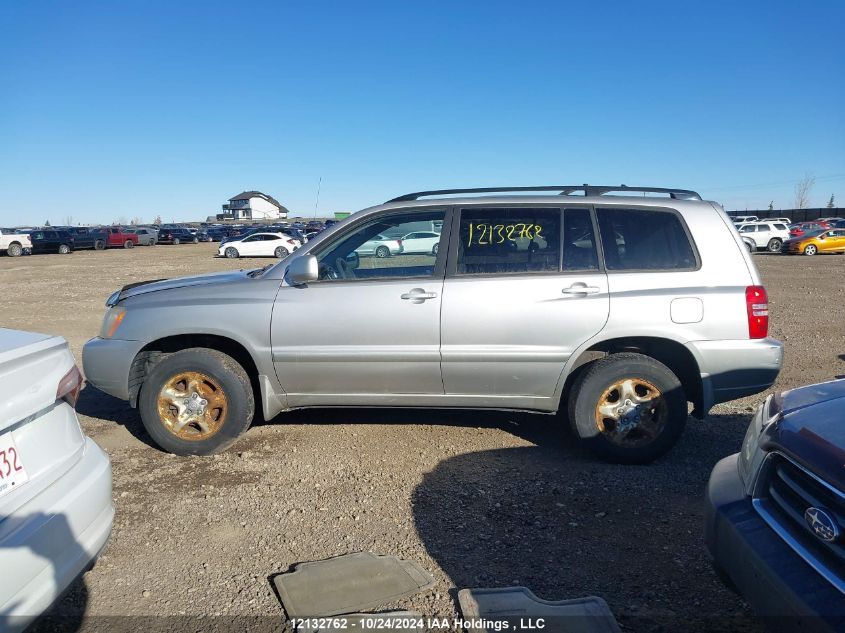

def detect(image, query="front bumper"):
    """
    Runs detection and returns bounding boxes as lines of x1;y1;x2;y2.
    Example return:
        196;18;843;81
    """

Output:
0;438;113;632
82;337;146;401
688;337;784;413
705;454;845;632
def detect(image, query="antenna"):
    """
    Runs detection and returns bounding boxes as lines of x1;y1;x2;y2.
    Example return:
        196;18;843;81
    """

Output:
314;177;322;218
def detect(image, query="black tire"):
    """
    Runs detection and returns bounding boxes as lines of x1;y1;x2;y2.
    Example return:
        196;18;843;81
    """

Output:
94;240;106;251
225;247;239;259
192;237;199;244
567;353;687;464
804;244;817;256
138;348;254;456
744;241;754;253
124;240;134;249
375;245;390;258
173;238;181;245
7;242;22;257
432;243;439;256
58;244;71;255
274;246;289;259
767;238;782;253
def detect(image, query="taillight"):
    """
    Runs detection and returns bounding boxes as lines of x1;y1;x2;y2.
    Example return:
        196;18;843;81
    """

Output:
57;365;84;407
287;239;295;245
745;286;769;339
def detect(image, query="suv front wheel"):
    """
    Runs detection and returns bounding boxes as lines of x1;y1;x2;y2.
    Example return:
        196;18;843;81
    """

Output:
138;348;255;455
567;353;687;464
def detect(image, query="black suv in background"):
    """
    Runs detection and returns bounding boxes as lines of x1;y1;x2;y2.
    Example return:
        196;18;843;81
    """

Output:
27;229;75;254
157;228;198;245
59;226;108;250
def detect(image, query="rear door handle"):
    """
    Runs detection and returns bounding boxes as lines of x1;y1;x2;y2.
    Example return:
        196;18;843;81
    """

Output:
401;288;438;303
562;283;601;295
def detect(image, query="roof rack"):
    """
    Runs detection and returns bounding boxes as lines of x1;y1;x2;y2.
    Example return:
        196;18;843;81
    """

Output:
387;184;702;203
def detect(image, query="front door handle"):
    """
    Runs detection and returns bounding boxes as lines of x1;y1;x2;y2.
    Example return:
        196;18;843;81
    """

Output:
401;288;438;303
562;283;601;296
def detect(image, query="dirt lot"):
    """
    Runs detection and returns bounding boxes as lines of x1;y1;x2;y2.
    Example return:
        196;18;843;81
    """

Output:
1;246;844;632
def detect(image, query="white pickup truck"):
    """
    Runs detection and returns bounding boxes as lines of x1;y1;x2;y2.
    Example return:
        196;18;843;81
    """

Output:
0;329;113;631
0;229;31;257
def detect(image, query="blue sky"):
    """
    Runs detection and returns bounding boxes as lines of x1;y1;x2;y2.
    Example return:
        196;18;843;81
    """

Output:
1;0;843;225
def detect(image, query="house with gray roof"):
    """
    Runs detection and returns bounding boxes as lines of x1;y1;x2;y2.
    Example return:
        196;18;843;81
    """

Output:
220;191;289;221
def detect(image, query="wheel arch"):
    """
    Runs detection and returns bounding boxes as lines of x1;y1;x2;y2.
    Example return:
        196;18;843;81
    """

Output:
559;336;704;418
128;334;262;410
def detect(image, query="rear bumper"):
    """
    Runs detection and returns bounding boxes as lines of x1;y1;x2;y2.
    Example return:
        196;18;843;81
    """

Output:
0;438;113;632
82;337;145;401
688;337;784;413
705;454;845;632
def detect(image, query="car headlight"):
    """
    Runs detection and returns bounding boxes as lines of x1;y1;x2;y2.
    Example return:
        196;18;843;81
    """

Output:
738;393;782;493
100;307;126;339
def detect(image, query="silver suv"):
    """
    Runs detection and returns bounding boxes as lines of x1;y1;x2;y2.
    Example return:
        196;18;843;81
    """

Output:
82;185;784;463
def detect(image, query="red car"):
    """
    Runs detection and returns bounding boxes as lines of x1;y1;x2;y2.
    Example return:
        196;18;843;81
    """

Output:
789;221;830;238
102;226;140;248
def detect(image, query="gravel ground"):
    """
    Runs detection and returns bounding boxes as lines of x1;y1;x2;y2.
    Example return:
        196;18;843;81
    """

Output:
1;246;844;632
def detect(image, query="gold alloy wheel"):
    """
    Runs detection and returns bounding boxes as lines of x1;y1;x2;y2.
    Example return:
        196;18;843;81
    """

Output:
594;378;668;447
156;371;227;440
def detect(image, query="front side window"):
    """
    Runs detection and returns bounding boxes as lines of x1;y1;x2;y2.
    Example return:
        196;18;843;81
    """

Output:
597;208;697;271
315;210;445;281
456;208;561;275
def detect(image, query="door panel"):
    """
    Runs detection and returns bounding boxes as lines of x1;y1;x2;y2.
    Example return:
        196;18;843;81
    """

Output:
440;206;609;399
271;208;449;403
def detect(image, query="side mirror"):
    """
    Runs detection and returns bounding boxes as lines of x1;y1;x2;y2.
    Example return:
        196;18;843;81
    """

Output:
345;251;360;269
287;254;319;285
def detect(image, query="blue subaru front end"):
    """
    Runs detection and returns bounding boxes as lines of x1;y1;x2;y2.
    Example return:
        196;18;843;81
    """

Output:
705;380;845;632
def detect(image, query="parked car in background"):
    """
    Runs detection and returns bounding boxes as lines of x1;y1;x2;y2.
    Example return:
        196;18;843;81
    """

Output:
834;220;845;229
399;230;441;255
0;228;31;257
126;227;158;246
732;215;759;225
324;219;339;228
60;227;108;251
195;230;213;242
157;228;198;245
0;328;113;630
784;228;845;256
83;184;783;463
766;217;792;224
102;227;139;249
27;229;75;254
218;232;300;259
737;222;791;252
790;222;829;238
706;379;845;630
355;233;404;258
205;228;227;241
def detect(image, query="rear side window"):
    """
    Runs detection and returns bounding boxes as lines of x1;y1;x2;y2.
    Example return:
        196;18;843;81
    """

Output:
562;208;599;271
597;208;697;271
773;223;787;231
456;208;561;275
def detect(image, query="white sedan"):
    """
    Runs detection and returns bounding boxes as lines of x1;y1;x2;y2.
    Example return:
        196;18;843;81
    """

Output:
219;232;301;259
354;234;403;258
0;328;113;631
398;231;441;255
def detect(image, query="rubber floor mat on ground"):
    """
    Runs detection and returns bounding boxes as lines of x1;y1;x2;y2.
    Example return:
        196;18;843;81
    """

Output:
458;587;621;633
272;552;435;617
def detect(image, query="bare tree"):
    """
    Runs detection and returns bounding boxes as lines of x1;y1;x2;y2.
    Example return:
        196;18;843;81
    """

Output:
768;201;774;211
64;215;74;226
153;215;162;225
793;174;815;209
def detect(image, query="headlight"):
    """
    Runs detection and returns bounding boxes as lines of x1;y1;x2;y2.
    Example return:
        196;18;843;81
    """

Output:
106;290;121;307
738;393;782;493
100;307;126;339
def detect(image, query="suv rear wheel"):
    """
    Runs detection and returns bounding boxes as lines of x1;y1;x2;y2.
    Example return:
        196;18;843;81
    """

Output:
7;242;22;257
567;353;687;464
58;244;71;254
767;238;782;253
124;240;134;249
138;348;254;455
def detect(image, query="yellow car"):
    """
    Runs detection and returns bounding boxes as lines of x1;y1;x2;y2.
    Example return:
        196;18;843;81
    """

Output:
784;228;845;255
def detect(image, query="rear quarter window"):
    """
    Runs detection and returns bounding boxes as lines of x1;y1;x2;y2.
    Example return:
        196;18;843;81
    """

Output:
596;207;698;271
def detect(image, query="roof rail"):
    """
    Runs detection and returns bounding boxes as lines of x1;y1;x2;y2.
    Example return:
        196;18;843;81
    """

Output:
386;184;702;203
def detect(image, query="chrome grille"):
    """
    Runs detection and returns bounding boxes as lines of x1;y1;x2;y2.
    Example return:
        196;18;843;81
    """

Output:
753;452;845;594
